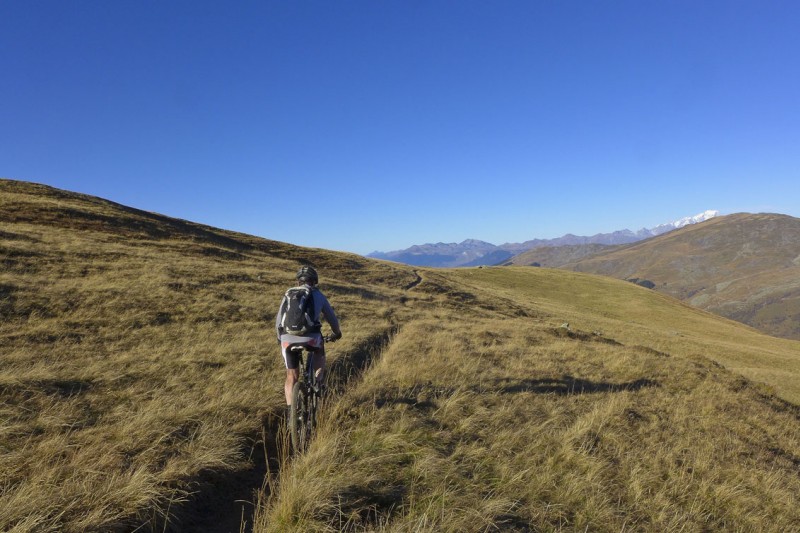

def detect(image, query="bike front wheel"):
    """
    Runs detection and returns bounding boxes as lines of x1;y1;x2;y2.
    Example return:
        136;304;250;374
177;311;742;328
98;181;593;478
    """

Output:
289;382;309;453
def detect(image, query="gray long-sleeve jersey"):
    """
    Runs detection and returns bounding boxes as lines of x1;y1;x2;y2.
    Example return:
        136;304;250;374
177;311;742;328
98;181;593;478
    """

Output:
275;285;341;338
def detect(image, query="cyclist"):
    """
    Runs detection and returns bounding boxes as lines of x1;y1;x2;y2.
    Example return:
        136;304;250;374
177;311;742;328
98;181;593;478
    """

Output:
275;266;342;419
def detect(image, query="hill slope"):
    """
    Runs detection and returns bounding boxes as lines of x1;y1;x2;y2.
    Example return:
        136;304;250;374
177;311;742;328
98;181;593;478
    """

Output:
550;213;800;340
1;179;419;531
503;242;619;268
258;267;800;531
2;179;799;532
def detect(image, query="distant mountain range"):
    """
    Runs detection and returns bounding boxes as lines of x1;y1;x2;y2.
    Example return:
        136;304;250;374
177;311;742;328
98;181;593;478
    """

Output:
511;212;800;341
368;210;720;267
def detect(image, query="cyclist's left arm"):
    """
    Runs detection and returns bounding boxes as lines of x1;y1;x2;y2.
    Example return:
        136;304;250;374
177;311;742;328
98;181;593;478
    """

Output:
318;292;342;339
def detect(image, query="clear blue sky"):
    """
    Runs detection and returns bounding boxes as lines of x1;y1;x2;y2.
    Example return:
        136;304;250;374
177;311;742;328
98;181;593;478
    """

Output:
2;1;798;254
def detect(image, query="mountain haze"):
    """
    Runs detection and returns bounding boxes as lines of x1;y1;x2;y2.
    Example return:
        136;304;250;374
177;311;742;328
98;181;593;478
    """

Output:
369;210;719;267
2;180;798;532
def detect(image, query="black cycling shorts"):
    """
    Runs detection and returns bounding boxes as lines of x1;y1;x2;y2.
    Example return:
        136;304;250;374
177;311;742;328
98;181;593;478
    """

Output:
280;333;324;370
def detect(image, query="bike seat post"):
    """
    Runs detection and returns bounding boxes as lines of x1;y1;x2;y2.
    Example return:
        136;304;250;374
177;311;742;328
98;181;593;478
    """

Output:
307;350;316;388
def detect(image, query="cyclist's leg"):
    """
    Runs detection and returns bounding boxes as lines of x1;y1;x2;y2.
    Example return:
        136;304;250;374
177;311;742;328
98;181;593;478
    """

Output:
311;343;326;386
281;339;301;405
285;368;299;405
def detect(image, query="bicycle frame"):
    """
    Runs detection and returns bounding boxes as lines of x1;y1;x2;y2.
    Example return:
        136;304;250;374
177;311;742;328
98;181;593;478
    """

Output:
288;345;321;454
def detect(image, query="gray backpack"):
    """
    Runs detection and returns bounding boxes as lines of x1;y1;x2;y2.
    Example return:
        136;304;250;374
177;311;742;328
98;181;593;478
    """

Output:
280;286;319;335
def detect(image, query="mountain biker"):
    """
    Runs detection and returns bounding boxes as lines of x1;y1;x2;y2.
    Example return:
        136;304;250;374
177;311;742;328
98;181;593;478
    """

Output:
275;265;342;419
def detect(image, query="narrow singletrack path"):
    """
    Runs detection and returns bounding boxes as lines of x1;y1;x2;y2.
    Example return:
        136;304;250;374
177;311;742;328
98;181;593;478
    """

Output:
161;326;399;532
403;269;423;290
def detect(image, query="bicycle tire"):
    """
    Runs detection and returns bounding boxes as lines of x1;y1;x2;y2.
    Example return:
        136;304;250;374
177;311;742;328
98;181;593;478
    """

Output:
289;381;307;453
307;388;317;439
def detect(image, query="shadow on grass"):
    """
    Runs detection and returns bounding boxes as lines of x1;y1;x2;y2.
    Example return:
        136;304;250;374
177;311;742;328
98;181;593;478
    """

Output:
494;376;659;395
331;481;407;529
326;326;398;396
3;378;95;398
371;383;457;411
143;409;286;533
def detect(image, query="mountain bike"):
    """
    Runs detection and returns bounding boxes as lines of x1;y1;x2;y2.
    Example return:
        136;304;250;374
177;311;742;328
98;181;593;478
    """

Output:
288;336;334;453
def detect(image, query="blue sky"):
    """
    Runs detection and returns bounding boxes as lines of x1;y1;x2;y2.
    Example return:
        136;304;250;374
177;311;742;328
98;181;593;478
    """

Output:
2;1;798;254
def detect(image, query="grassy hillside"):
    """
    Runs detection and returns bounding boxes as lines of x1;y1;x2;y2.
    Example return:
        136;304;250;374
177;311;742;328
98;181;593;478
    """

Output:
0;179;419;531
547;214;800;340
502;243;617;268
3;179;800;532
256;267;800;532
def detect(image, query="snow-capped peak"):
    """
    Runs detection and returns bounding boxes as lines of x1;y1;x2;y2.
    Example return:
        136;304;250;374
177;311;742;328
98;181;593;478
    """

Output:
670;210;720;229
648;210;719;236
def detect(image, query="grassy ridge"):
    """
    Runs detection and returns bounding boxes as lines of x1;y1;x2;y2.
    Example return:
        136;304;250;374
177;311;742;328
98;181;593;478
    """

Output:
257;268;800;531
448;267;800;404
3;179;800;531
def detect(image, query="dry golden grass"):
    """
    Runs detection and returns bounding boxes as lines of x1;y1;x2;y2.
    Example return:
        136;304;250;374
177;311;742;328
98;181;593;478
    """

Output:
257;276;800;532
255;268;800;532
1;180;416;531
446;267;800;404
3;179;800;532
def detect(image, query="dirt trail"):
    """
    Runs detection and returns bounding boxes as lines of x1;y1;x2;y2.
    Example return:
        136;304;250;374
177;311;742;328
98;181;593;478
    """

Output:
152;327;397;532
144;414;280;533
403;269;423;290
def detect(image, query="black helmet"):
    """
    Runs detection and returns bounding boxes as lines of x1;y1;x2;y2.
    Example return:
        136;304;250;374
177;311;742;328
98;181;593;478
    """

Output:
296;265;318;284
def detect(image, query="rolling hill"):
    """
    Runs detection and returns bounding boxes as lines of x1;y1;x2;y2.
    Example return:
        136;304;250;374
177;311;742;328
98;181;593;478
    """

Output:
2;179;799;532
510;213;800;340
503;242;619;268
